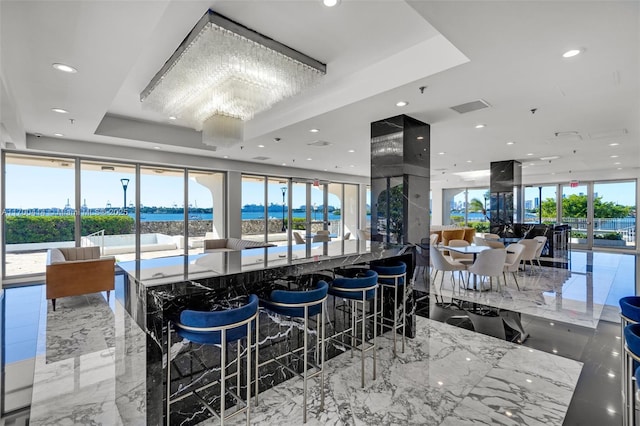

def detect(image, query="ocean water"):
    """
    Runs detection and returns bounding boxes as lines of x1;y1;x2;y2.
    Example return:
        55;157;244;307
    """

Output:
139;212;344;222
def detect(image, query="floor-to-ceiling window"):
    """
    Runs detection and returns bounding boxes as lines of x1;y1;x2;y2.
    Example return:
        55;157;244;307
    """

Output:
327;183;342;237
524;185;558;224
241;175;267;242
442;186;489;231
266;177;289;245
139;166;185;260
592;181;636;249
188;170;224;252
79;160;136;258
3;153;76;278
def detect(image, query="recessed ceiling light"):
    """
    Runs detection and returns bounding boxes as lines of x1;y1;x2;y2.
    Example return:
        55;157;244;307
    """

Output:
438;152;445;155
168;116;177;120
466;160;472;163
526;153;534;156
53;133;64;137
282;163;287;166
306;157;312;161
608;372;616;378
610;155;619;158
614;162;621;165
349;164;354;167
552;349;558;354
609;142;620;146
475;124;485;129
51;108;68;114
396;101;408;107
437;381;443;386
348;149;355;153
417;136;424;140
323;0;340;7
617;167;623;170
562;49;581;58
310;128;320;133
223;155;229;159
526;379;532;383
258;144;265;148
506;141;515;145
52;63;77;73
154;146;161;150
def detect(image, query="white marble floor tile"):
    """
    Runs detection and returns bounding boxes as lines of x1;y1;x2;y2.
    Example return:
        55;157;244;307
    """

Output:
220;317;582;426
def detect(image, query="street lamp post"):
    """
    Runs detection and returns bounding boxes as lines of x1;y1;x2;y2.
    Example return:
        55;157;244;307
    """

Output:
120;178;130;214
281;186;287;232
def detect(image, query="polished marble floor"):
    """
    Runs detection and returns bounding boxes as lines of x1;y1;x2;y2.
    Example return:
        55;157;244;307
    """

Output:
0;249;636;425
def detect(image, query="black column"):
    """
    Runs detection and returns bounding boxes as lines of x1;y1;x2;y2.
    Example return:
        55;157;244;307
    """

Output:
489;160;522;236
370;115;430;245
371;115;430;339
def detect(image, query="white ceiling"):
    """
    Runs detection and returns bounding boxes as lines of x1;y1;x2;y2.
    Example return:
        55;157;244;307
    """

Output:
1;0;638;188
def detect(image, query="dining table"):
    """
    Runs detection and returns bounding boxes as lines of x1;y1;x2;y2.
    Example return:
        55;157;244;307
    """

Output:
443;245;492;291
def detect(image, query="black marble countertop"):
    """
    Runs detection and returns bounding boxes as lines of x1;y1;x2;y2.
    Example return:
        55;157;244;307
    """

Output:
117;240;410;288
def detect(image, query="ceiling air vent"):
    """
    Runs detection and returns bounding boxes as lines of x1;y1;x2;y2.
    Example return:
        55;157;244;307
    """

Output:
450;99;491;114
252;156;270;161
548;131;582;143
307;140;332;147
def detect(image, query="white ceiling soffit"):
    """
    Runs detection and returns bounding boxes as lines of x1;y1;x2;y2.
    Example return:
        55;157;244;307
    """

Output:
108;0;468;145
0;1;172;142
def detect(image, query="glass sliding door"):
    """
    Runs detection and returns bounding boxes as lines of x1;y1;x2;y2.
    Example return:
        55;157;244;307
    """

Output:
327;183;342;237
3;153;76;277
139;166;185;260
561;183;589;248
267;177;289;246
466;188;489;232
241;175;266;242
442;188;465;226
592;181;635;249
525;185;558;224
188;170;224;253
79;161;136;260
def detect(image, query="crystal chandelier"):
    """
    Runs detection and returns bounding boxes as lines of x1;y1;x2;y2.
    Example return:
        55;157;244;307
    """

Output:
140;10;326;149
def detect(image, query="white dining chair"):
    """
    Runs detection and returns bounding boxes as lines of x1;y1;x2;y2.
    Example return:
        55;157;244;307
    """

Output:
503;243;525;290
467;248;507;292
430;244;467;293
518;239;540;273
447;239;474;265
533;236;547;268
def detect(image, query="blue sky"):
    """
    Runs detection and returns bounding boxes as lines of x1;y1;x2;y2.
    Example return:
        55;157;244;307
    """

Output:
5;164;635;210
5;165;340;209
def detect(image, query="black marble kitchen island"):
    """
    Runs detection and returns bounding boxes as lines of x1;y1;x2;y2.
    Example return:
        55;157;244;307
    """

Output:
115;240;414;425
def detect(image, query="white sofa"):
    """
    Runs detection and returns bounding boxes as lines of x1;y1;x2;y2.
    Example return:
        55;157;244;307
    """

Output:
203;238;275;252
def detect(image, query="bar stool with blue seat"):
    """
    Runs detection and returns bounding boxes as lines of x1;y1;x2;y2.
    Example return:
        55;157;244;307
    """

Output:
620;297;640;425
166;294;259;426
371;261;407;356
258;280;329;423
624;323;640;426
328;269;379;388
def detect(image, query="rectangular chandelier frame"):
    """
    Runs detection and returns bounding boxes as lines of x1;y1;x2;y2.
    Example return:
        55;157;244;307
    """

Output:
140;10;326;102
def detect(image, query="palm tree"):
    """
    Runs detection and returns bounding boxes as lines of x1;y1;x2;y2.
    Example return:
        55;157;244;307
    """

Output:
469;198;484;213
